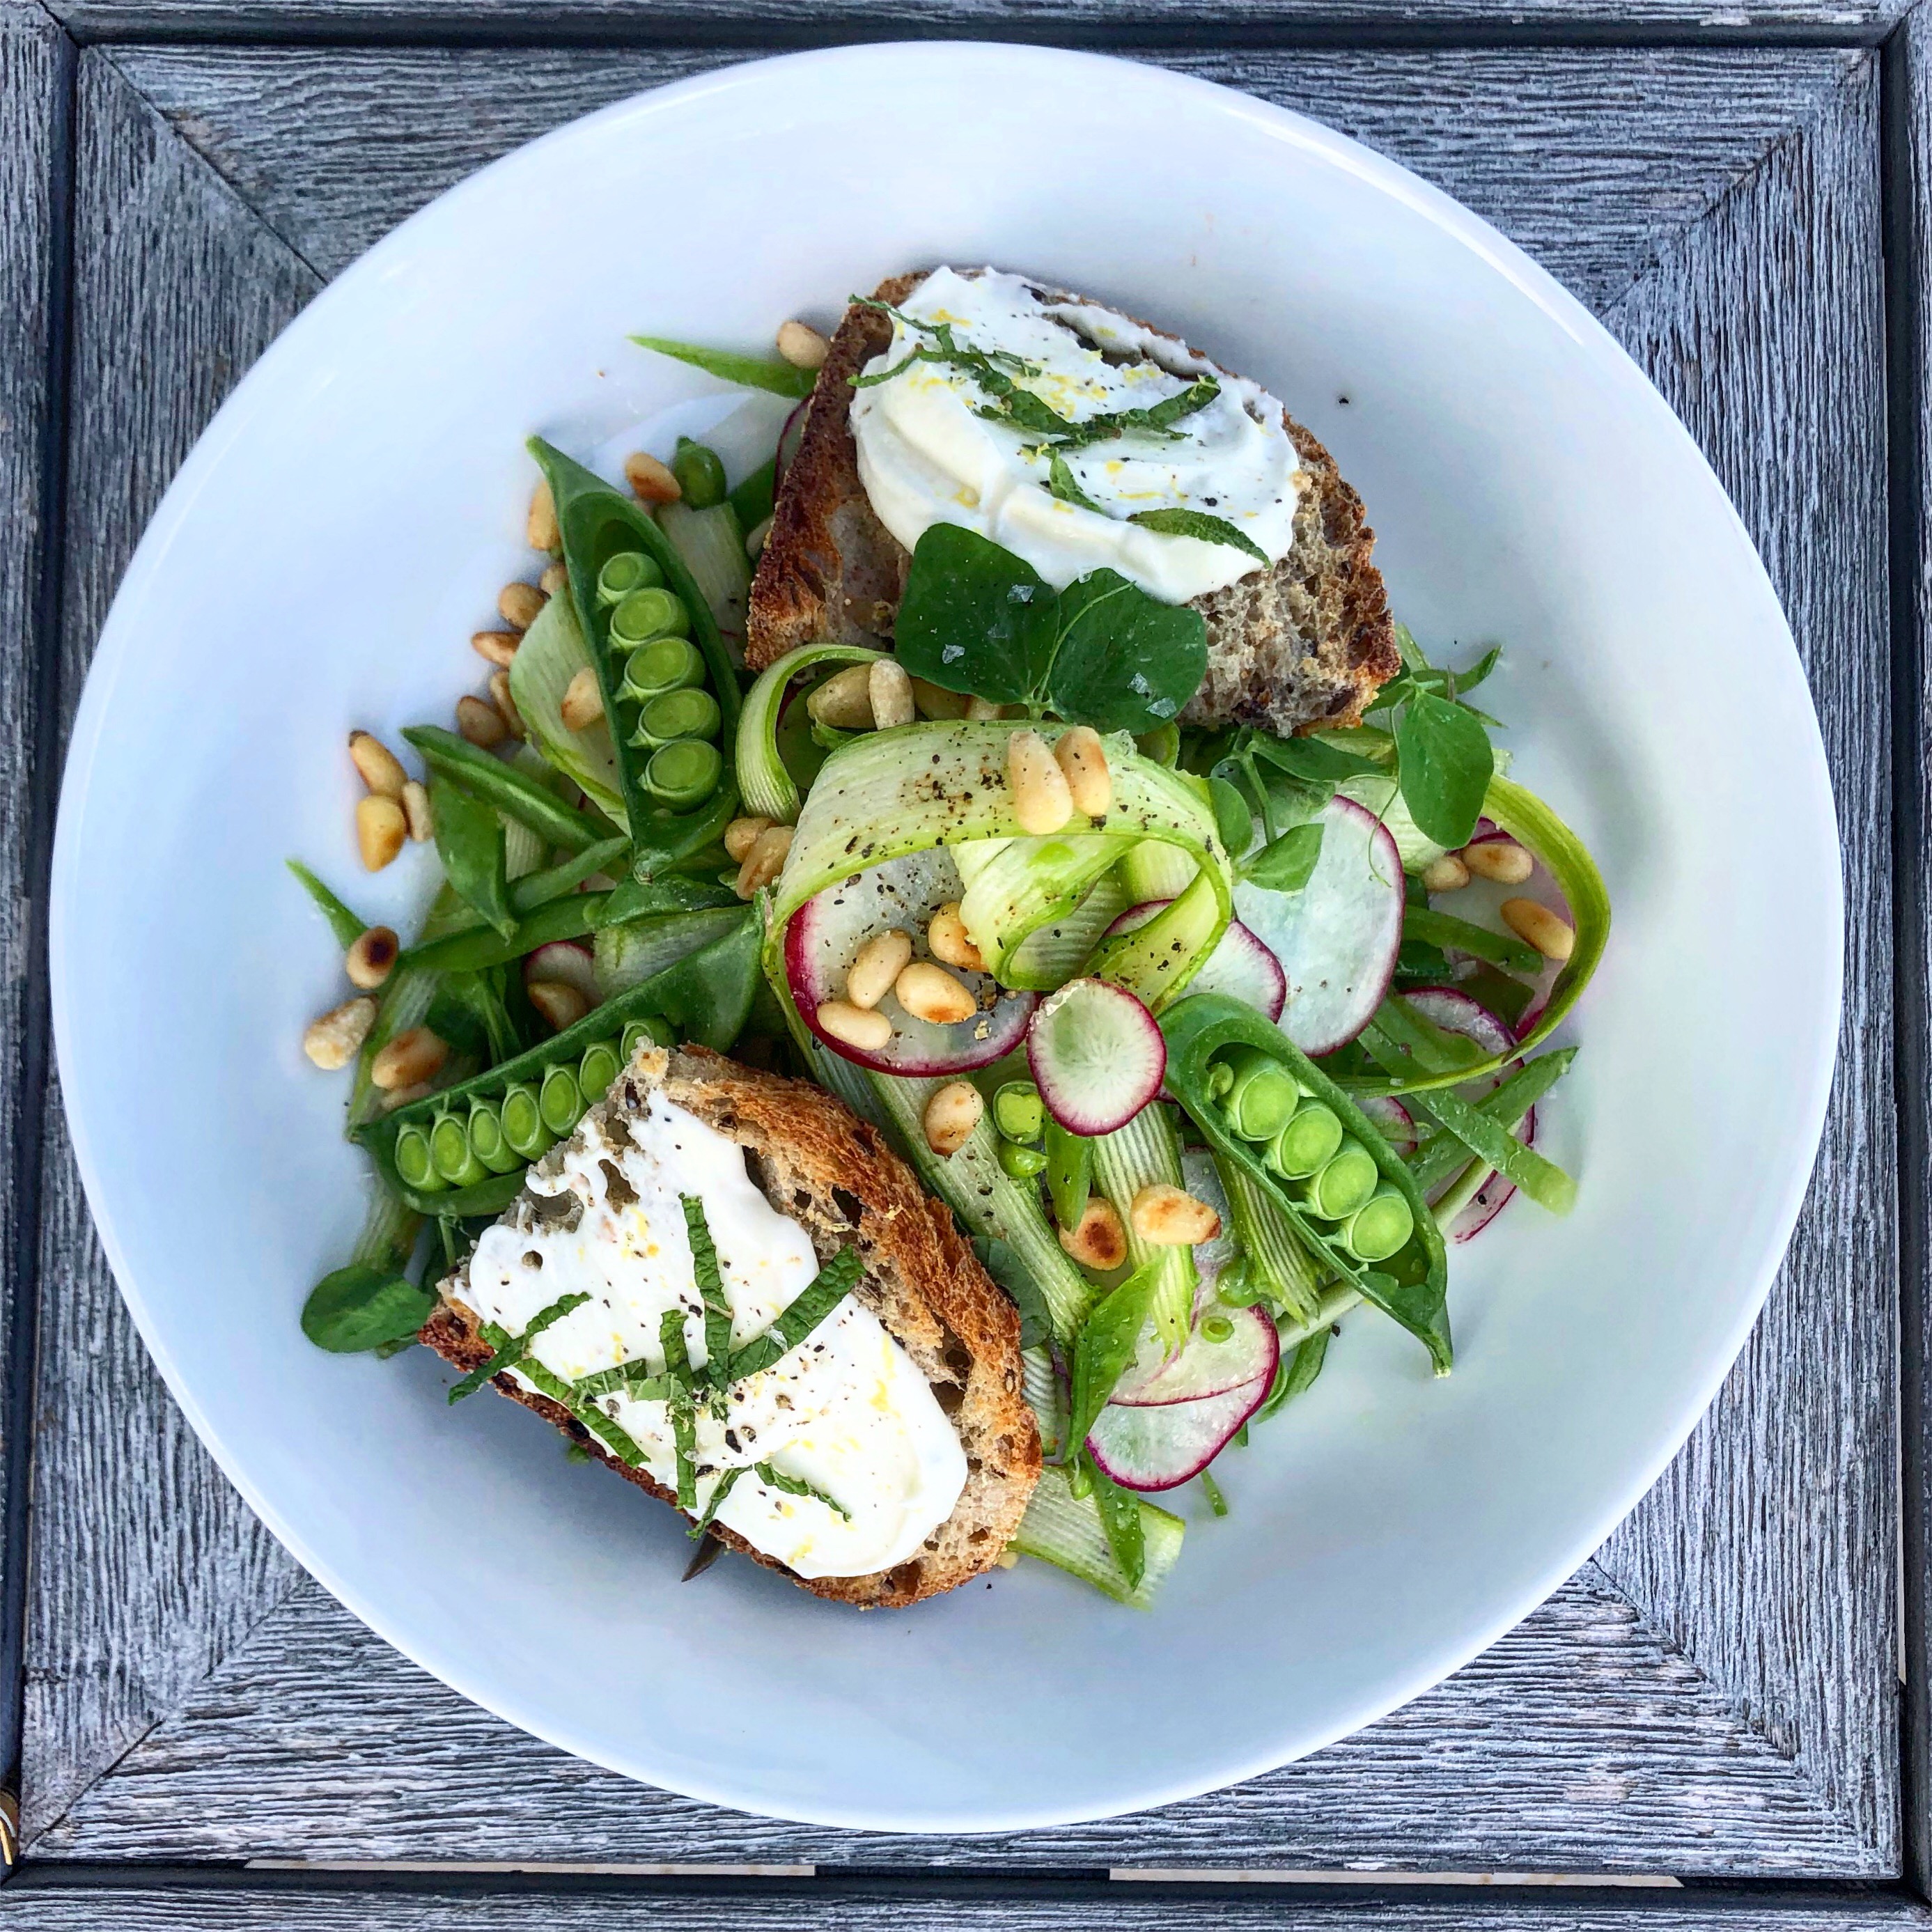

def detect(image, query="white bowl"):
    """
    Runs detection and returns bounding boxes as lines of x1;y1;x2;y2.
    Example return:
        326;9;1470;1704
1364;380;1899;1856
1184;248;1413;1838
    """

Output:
49;42;1839;1832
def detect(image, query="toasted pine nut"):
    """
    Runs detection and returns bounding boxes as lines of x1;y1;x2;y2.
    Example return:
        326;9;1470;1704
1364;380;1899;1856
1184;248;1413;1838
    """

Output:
868;659;916;730
1130;1183;1222;1247
724;815;774;862
847;929;913;1009
377;1079;435;1114
489;671;524;738
498;580;546;632
966;695;1006;722
303;995;377;1070
1054;726;1112;817
356;795;407;871
528;478;559;552
1463;838;1534;885
472;629;520;669
995;1546;1020;1570
777;319;830;371
401;779;433;842
927;902;986;973
924;1080;984;1156
540;561;569;597
559;667;604;731
734;824;793;899
1501;897;1575;963
1421;854;1470;893
455;694;508;748
745;514;773;559
808;664;874;731
1059;1197;1128;1270
348;731;407;799
527;979;591;1031
1007;729;1074;835
895;960;976;1025
624;450;681;505
345;924;400;990
371;1025;447;1090
910;676;969;721
816;999;893;1052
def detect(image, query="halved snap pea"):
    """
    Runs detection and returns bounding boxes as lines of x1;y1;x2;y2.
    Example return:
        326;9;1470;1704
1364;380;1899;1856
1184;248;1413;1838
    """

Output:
621;635;704;703
671;437;729;510
643;738;722;808
467;1099;523;1175
622;1016;674;1059
633;686;721;749
609;586;690;651
997;1137;1047;1182
500;1082;554;1161
1221;1047;1300;1144
1268;1100;1344;1181
596;549;663;607
430;1112;488;1187
1304;1137;1378;1222
539;1064;585;1137
578;1038;622;1100
395;1122;442;1193
1344;1182;1415;1263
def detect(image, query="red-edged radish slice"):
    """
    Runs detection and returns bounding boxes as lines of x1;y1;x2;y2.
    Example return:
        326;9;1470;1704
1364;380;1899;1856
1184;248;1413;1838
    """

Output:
1446;1105;1538;1244
1234;794;1403;1056
524;940;600;1006
1111;1303;1279;1408
785;848;1036;1075
1087;1375;1270;1491
1358;1094;1417;1155
1106;901;1286;1022
1026;976;1165;1135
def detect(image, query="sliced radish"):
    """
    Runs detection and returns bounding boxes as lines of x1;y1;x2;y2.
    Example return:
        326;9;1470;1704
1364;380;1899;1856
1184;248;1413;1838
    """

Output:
525;940;600;1005
1112;1303;1278;1408
1445;1105;1538;1244
1234;794;1403;1056
786;848;1036;1075
1086;1376;1270;1492
1403;986;1514;1059
1358;1094;1417;1155
1026;977;1165;1135
1107;902;1286;1023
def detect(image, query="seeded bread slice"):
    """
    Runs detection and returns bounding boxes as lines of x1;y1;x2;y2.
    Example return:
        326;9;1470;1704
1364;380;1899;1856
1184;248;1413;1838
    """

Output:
420;1043;1041;1609
747;270;1399;734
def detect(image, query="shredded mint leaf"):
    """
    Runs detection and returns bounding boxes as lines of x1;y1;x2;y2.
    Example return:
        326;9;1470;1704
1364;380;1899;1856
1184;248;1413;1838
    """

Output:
447;1291;591;1403
688;1464;746;1538
1126;508;1268;565
630;335;813;400
302;1265;436;1355
756;1462;852;1522
726;1246;862;1382
1040;375;1221;451
680;1194;735;1393
1240;821;1325;893
568;1361;677;1404
515;1353;650;1466
1045;451;1105;514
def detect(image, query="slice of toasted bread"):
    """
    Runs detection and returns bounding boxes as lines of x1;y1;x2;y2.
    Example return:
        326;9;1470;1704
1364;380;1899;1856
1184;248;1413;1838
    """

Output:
421;1043;1041;1608
747;270;1399;734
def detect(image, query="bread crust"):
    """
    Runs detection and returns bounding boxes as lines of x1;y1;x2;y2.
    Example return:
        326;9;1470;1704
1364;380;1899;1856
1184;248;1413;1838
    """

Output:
421;1045;1041;1609
746;270;1397;733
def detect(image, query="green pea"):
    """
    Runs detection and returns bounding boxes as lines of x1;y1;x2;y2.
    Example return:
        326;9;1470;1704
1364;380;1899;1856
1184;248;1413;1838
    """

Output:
622;1016;675;1058
500;1082;554;1161
643;738;722;809
579;1038;622;1100
467;1099;523;1175
633;685;721;749
1200;1313;1236;1343
1306;1137;1379;1222
1222;1048;1299;1144
596;550;662;607
1345;1183;1415;1263
1268;1099;1344;1181
997;1137;1047;1182
992;1080;1045;1144
609;586;690;651
672;437;729;510
1206;1059;1235;1101
621;634;703;703
430;1112;487;1187
395;1122;443;1193
539;1064;584;1137
1215;1256;1271;1309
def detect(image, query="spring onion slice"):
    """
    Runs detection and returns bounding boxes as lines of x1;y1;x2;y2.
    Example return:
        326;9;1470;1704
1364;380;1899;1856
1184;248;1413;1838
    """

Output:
507;592;628;826
680;1194;735;1389
725;1246;863;1383
755;1462;852;1522
1084;868;1226;1012
1011;1464;1185;1609
1022;1345;1064;1458
1120;836;1198;904
960;833;1125;986
657;500;749;667
287;859;367;947
452;1293;591;1405
1089;1103;1197;1358
1006;868;1132;989
735;642;885;823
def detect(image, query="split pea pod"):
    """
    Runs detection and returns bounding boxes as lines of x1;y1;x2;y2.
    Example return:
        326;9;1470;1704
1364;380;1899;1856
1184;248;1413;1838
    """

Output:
540;1064;585;1137
621;637;705;705
622;1017;675;1059
609;586;691;653
1044;1119;1092;1232
403;725;609;855
430;1111;488;1187
394;1121;442;1194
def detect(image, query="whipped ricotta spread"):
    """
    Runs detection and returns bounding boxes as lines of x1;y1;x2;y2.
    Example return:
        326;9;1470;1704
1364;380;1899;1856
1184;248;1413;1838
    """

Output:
458;1090;967;1579
850;266;1303;604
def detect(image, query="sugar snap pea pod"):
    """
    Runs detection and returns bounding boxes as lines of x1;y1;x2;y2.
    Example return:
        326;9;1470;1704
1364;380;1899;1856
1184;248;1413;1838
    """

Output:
428;772;515;940
622;636;705;703
512;836;630;915
499;1083;554;1161
1044;1119;1091;1233
643;740;723;809
1269;1099;1343;1180
287;859;368;948
597;549;662;606
610;586;691;651
1303;1137;1379;1222
404;725;609;855
1220;1047;1300;1144
1405;1047;1577;1196
578;1038;622;1100
1161;991;1451;1375
672;436;729;510
634;686;722;749
430;1112;488;1187
1346;1183;1415;1263
540;1064;584;1137
1401;905;1542;977
398;891;612;975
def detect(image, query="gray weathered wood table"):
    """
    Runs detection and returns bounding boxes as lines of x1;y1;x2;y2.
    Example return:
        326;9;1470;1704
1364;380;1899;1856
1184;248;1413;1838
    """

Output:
3;1;1932;1925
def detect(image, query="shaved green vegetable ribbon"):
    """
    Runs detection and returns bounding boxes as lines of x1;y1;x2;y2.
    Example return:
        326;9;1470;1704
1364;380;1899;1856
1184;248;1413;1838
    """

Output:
735;642;886;824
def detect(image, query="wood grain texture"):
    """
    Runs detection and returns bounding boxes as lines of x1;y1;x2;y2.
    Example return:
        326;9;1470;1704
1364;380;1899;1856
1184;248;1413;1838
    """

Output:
22;47;318;1848
24;35;1896;1879
111;42;1863;313
0;1883;1929;1932
1593;52;1896;1867
26;1566;1883;1870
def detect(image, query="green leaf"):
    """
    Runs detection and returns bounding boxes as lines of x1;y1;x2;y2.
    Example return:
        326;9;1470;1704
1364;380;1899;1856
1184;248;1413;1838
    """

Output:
971;1236;1050;1351
894;523;1058;704
1067;1261;1164;1456
630;334;814;399
1395;690;1493;848
302;1265;435;1355
1240;821;1324;892
286;859;366;949
1046;570;1207;733
428;772;516;940
1125;508;1268;565
1045;451;1105;513
1247;732;1383;784
1449;643;1502;698
1085;1456;1146;1590
680;1194;735;1392
1208;776;1255;859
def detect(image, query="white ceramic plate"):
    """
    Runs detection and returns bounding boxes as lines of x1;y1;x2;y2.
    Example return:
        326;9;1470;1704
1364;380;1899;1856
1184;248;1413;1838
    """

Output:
50;42;1840;1832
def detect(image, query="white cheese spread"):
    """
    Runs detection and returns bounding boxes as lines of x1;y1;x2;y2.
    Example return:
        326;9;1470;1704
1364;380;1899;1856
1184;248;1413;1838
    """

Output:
850;265;1302;603
458;1091;967;1579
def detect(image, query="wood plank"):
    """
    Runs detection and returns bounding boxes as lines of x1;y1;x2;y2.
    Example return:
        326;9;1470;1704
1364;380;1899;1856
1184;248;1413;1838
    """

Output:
22;46;319;1850
29;1566;1878;1871
113;42;1863;313
0;0;67;1810
1592;52;1896;1869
